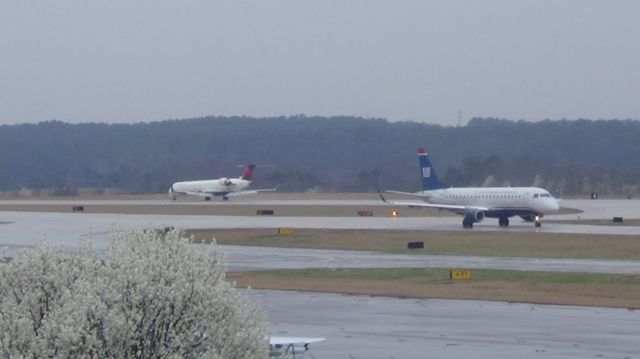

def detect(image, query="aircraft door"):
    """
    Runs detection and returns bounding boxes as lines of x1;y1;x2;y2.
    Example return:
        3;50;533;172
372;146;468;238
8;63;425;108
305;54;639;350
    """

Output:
519;191;529;207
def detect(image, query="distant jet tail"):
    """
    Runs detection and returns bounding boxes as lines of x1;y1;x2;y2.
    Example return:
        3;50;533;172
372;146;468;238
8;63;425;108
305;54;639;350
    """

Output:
417;147;448;190
240;164;256;180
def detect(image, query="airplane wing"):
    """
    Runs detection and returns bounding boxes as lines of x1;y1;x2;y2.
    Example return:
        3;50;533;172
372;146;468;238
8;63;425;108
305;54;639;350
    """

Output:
385;190;434;200
378;191;488;212
184;188;277;197
224;188;277;197
185;191;216;197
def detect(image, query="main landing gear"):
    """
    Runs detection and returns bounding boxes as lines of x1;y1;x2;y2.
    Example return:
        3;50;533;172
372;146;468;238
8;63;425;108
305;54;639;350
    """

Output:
465;216;542;229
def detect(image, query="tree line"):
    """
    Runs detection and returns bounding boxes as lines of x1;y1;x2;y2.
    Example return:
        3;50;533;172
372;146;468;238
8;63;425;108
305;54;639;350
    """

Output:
1;116;640;196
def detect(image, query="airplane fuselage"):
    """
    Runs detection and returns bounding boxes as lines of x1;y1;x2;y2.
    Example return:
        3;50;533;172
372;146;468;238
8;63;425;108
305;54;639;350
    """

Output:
169;178;251;200
421;187;559;216
169;163;274;201
172;178;251;193
382;147;560;228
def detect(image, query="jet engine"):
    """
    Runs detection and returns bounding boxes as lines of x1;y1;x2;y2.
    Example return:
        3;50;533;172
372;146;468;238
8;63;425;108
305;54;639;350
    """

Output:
462;209;484;228
466;209;485;222
219;178;233;186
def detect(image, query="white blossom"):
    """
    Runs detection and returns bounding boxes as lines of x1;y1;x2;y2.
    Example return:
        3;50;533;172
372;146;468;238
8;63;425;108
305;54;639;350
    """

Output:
0;229;267;358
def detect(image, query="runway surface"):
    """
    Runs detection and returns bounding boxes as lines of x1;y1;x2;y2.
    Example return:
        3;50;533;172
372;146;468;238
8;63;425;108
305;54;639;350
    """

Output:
1;211;639;274
0;199;389;206
2;199;639;358
553;199;640;219
257;289;640;359
1;198;638;218
2;207;640;249
224;245;640;274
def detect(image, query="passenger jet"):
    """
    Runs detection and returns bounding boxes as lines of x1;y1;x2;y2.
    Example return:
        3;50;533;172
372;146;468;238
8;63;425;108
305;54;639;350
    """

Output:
380;148;560;228
169;164;275;201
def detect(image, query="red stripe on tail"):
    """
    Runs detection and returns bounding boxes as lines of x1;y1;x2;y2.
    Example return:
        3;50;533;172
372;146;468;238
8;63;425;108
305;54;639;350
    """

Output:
241;164;256;180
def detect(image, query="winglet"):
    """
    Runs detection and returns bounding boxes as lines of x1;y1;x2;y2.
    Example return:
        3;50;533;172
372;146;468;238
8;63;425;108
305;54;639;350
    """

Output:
377;190;388;203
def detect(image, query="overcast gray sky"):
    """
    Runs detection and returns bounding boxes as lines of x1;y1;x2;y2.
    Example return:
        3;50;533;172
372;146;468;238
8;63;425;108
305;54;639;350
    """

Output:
1;1;639;125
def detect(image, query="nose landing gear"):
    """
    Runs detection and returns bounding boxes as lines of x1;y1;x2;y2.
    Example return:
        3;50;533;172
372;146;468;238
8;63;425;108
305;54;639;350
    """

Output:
498;217;509;227
534;215;542;227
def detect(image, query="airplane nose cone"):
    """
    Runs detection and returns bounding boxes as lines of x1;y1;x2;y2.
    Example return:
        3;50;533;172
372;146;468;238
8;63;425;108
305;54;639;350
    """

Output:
550;199;560;212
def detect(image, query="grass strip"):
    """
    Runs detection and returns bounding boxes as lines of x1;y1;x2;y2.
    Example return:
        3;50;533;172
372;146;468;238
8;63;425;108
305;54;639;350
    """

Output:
188;228;640;260
228;268;640;309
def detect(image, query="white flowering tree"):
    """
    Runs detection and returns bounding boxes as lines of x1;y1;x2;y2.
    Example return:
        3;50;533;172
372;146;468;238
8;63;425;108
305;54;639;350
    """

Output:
0;229;267;358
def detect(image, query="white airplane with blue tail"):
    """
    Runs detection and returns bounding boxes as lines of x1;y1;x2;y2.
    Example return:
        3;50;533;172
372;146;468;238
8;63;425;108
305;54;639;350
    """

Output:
380;147;560;228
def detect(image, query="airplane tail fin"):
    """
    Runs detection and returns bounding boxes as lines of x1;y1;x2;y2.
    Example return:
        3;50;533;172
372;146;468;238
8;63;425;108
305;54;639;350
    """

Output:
240;164;256;180
418;147;448;190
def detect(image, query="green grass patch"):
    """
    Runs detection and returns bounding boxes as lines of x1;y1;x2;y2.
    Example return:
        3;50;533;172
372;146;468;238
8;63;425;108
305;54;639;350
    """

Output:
188;228;640;260
249;268;640;285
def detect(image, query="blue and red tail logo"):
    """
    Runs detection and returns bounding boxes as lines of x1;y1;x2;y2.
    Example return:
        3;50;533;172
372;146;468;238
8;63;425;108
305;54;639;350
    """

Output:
418;147;448;190
241;164;256;180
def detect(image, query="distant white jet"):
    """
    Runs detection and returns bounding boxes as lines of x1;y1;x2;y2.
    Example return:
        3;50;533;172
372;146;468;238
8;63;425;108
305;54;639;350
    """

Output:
269;336;325;358
169;164;276;201
380;147;560;228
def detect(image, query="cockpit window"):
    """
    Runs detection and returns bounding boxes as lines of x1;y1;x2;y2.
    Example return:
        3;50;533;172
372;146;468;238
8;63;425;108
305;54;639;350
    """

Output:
533;194;539;198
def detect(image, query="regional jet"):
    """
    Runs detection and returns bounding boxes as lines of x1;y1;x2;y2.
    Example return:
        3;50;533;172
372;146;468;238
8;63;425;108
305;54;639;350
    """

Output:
169;164;276;201
380;148;560;228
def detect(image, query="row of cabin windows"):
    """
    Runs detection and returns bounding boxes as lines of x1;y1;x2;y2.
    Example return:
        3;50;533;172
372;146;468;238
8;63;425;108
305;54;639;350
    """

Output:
533;193;552;198
446;193;551;200
445;194;522;200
